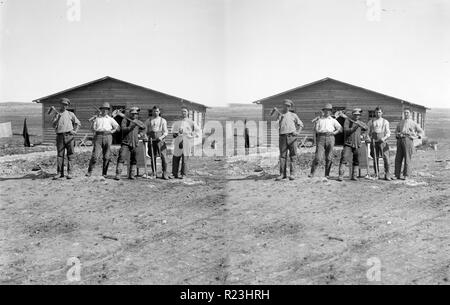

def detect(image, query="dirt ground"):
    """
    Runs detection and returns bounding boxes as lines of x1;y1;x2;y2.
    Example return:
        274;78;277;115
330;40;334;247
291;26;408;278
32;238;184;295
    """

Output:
224;147;450;285
1;109;450;284
0;142;449;285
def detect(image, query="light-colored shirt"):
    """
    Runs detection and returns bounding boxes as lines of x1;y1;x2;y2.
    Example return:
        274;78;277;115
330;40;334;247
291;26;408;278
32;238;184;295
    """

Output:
92;115;119;133
278;111;304;135
172;118;201;157
52;110;81;134
145;116;168;139
396;118;424;138
368;118;391;141
315;116;342;133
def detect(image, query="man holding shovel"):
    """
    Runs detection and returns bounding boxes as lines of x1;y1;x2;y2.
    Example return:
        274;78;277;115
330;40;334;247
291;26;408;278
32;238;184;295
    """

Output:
51;98;81;180
271;99;304;181
144;106;169;180
368;107;393;180
337;108;368;181
114;107;145;180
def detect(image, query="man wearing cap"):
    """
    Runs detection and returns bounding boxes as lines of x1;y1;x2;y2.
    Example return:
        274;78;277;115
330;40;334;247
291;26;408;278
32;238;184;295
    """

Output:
367;107;392;180
144;106;169;180
171;107;201;179
337;108;368;181
309;103;342;178
271;99;304;181
114;107;145;180
52;98;81;180
394;108;424;180
86;102;120;178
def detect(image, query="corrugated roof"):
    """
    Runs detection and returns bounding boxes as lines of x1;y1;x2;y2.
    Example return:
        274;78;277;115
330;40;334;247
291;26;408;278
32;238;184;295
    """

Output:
32;76;208;109
253;77;430;110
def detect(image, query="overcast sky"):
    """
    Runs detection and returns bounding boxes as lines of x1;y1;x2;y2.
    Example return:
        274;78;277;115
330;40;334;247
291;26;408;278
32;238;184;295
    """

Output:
1;0;449;108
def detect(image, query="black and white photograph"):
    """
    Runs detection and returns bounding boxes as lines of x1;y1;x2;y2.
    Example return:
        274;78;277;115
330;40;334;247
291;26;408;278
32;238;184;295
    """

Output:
0;0;449;291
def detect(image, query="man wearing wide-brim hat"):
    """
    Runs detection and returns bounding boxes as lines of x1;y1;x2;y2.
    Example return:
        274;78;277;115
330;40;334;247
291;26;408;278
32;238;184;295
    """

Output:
115;107;145;180
271;99;304;181
86;102;120;178
337;108;368;181
309;103;343;178
51;97;81;180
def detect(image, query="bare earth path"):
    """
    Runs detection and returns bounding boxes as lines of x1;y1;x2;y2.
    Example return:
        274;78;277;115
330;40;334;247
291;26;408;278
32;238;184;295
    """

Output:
224;149;450;284
0;155;228;284
0;146;449;284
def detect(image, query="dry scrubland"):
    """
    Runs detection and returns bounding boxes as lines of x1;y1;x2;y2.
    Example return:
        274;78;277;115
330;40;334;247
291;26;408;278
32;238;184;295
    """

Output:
0;103;449;284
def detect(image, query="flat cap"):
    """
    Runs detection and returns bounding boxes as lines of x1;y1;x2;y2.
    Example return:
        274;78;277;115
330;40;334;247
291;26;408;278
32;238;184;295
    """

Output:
129;107;140;114
100;102;111;109
283;99;294;107
60;98;71;105
322;103;333;110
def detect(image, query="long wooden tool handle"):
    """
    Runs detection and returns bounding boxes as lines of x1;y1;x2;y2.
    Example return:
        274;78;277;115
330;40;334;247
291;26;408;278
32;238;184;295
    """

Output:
112;110;145;129
149;138;155;176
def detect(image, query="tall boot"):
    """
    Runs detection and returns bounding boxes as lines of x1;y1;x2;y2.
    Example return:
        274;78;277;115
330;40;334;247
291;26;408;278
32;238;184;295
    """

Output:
351;166;359;181
102;160;110;177
309;162;316;178
325;161;332;178
86;159;95;177
128;165;136;180
288;157;296;180
66;158;72;179
338;164;345;181
114;163;123;181
276;158;287;181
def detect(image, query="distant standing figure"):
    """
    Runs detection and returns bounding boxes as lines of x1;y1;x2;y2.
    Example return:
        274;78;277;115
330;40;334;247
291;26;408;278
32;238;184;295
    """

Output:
114;107;145;180
52;98;81;180
394;109;424;180
272;99;304;181
86;102;120;178
171;107;201;179
337;108;368;181
244;119;250;155
145;106;169;180
309;103;342;178
367;107;393;180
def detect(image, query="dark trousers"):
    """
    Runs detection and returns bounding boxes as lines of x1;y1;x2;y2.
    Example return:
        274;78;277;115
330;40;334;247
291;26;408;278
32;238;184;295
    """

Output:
370;141;390;175
395;137;414;177
56;133;75;176
279;134;297;177
340;145;360;166
148;141;168;174
311;135;335;176
117;144;137;165
172;154;188;177
88;134;112;174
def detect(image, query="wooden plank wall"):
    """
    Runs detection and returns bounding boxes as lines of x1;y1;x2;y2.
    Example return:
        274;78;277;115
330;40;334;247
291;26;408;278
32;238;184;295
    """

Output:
260;80;427;147
40;78;206;144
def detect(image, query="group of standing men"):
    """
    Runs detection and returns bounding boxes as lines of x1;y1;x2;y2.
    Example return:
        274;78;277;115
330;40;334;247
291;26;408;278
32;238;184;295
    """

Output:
50;98;200;180
274;99;424;181
51;96;424;182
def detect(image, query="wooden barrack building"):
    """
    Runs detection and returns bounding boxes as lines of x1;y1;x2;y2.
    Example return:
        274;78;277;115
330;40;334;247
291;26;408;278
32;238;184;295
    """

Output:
254;77;429;147
33;76;207;145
